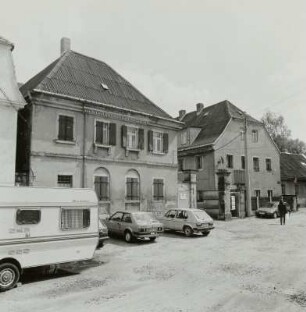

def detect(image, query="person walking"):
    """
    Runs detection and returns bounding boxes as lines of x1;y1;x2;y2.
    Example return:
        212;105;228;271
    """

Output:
278;197;287;225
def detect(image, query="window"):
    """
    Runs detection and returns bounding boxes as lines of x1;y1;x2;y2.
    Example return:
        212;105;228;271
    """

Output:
176;210;188;219
178;159;184;171
180;131;187;145
94;176;109;201
266;158;272;171
226;155;233;169
240;130;245;141
122;213;132;223
16;209;41;225
252;130;258;142
95;121;109;145
110;212;124;221
153;131;163;153
57;175;73;187
253;157;259;172
268;190;273;202
127;127;138;149
196;156;203;170
197;190;204;202
58;115;74;141
165;210;176;218
281;184;286;195
153;178;164;200
241;156;245;170
61;209;90;230
255;190;261;198
126;177;140;200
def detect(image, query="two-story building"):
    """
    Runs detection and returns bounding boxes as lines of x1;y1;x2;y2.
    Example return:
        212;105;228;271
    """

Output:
177;101;281;218
16;38;182;216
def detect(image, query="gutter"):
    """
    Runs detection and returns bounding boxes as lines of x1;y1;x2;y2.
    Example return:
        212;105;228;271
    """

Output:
32;89;184;127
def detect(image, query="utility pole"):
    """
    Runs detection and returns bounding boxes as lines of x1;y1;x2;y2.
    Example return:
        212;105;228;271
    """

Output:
244;114;252;217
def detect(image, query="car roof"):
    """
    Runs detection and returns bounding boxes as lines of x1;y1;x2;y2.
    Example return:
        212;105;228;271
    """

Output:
167;208;204;212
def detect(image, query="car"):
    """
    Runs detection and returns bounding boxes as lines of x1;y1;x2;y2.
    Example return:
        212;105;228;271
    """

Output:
256;202;280;218
104;211;164;243
159;208;214;237
256;201;291;218
97;219;109;249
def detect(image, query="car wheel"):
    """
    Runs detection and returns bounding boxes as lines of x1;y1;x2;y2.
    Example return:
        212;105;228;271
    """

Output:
183;226;193;237
149;237;156;242
124;230;133;243
0;263;20;292
273;212;277;219
202;231;210;237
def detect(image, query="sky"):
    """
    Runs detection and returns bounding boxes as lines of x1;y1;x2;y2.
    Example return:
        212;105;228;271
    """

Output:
1;0;306;141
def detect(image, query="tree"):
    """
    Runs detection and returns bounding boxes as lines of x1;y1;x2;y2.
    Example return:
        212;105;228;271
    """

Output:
261;111;306;154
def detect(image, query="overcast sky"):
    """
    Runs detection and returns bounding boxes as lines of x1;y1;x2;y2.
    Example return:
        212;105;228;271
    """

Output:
1;0;306;141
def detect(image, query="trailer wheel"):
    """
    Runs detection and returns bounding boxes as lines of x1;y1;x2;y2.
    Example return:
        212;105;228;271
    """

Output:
0;263;20;292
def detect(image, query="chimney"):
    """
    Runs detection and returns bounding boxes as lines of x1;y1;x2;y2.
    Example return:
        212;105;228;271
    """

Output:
60;37;71;54
179;109;186;120
196;103;204;114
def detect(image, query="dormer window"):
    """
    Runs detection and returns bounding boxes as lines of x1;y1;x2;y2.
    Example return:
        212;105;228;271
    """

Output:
101;83;109;90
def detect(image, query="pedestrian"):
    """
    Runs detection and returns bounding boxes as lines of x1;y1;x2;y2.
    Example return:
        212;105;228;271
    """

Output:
278;197;287;225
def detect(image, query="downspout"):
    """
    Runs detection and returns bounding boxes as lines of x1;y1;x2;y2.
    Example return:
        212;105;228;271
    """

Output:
82;104;86;188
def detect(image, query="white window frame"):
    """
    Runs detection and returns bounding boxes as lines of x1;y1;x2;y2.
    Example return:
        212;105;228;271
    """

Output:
266;158;272;171
56;113;76;144
153;131;164;154
253;156;260;172
94;119;110;146
252;130;259;143
127;126;139;150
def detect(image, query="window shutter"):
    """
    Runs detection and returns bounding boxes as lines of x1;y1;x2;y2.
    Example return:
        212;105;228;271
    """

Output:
121;125;127;148
148;130;153;152
109;123;117;146
163;133;169;153
138;128;144;150
95;121;103;144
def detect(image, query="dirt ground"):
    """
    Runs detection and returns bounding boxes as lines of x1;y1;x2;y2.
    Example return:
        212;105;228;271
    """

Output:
1;209;306;312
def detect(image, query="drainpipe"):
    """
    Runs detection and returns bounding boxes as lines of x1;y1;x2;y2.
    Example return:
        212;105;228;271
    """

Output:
82;104;86;188
244;114;252;217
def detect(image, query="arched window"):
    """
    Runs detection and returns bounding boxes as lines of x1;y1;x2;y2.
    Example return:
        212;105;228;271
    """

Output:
125;169;140;201
94;167;110;201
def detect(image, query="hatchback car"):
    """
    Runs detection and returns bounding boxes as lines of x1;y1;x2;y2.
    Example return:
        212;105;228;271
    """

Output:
159;208;214;236
255;201;291;218
105;211;164;242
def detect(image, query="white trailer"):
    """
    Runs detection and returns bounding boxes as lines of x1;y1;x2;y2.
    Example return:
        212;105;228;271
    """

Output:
0;186;99;291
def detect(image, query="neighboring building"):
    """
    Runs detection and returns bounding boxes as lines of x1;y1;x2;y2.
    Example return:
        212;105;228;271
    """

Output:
280;152;306;207
0;36;26;185
16;38;182;216
177;101;281;218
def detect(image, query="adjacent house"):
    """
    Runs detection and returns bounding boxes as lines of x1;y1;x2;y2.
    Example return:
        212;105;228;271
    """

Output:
0;36;26;185
16;38;182;216
280;152;306;207
177;101;282;219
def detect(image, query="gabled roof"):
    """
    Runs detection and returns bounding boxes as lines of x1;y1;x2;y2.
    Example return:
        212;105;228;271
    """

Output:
20;50;172;119
179;100;261;148
280;153;306;181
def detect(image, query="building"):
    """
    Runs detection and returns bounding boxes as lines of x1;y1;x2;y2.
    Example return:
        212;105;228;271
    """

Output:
0;36;26;185
16;38;182;216
281;152;306;207
177;101;281;219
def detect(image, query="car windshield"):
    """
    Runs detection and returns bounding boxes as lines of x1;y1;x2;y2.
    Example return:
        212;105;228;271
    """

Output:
193;210;210;220
133;212;157;223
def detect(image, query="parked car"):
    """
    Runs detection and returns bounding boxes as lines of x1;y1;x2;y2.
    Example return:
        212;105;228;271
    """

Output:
105;211;164;243
97;219;109;249
159;208;214;237
256;201;290;218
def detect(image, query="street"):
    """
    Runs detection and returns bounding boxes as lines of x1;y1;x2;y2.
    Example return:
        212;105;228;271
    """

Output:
1;210;306;312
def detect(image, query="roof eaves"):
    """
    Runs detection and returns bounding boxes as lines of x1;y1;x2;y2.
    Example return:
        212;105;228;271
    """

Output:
32;89;184;127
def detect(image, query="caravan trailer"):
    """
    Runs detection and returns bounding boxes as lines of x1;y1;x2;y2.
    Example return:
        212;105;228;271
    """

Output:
0;186;99;291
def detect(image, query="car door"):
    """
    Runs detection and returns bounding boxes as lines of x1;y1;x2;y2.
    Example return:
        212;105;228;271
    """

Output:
174;210;187;231
107;212;124;234
163;210;177;229
121;213;133;234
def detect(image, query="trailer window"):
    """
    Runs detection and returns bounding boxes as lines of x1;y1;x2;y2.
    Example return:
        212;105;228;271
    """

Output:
16;209;41;225
61;209;90;230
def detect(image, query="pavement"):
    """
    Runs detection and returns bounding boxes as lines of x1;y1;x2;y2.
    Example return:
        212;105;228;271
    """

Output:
1;209;306;312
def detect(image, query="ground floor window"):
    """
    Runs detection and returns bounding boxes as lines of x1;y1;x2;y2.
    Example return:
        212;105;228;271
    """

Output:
61;208;90;230
267;190;273;202
57;175;73;187
94;176;109;201
126;177;140;200
153;178;164;200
